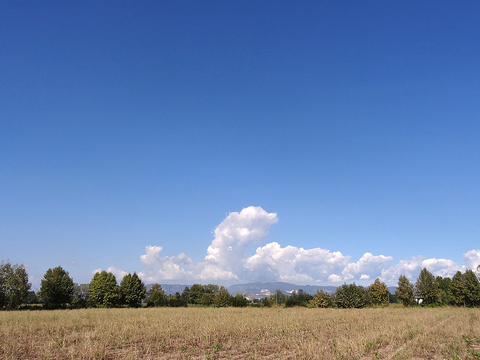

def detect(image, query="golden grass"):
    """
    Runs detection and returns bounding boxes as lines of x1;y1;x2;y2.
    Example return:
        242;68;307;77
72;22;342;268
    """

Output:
1;306;479;359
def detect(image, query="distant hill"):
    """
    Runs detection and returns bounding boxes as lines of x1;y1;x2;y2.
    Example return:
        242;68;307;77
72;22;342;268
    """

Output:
145;282;398;297
227;282;337;298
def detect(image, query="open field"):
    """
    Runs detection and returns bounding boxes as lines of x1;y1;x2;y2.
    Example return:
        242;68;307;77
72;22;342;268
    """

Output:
1;306;480;360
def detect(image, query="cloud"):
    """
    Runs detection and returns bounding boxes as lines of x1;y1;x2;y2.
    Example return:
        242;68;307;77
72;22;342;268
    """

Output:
380;256;465;284
342;253;393;281
244;242;351;283
122;206;477;285
463;249;480;270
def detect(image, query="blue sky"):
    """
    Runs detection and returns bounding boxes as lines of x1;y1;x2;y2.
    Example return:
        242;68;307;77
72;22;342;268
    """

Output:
1;1;479;289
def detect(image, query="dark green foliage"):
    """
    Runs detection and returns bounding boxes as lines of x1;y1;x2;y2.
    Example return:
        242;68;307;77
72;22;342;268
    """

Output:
436;276;455;306
146;284;167;307
87;271;118;308
452;271;467;306
0;261;31;309
187;284;219;305
214;286;231;307
204;284;219;294
285;289;312;307
24;291;38;304
119;272;146;308
396;275;414;306
415;268;440;305
200;293;214;305
334;283;368;308
38;266;75;309
181;286;190;303
189;284;204;304
463;270;480;307
167;292;187;307
260;297;272;307
231;293;249;307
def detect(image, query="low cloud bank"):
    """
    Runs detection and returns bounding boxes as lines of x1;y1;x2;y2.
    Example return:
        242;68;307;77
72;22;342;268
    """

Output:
109;206;478;285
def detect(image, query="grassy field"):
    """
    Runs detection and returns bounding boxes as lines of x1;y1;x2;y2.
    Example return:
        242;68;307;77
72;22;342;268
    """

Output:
1;305;480;359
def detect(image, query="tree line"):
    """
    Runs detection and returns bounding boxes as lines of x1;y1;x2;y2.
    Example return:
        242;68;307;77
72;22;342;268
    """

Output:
1;260;479;310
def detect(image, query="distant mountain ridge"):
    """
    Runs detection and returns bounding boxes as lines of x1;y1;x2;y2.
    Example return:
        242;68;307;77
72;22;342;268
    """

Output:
227;282;337;297
146;282;398;297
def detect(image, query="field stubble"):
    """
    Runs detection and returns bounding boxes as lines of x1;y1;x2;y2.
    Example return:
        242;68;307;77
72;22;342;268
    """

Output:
1;306;479;359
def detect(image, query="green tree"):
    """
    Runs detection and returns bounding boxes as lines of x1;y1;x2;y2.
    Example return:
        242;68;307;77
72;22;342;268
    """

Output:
146;284;167;307
231;293;249;307
38;266;75;309
310;290;334;308
200;293;214;305
451;271;466;306
167;291;187;307
189;284;204;304
335;283;367;308
88;271;118;308
203;284;219;294
463;269;480;307
0;261;31;309
395;275;414;307
415;268;439;305
24;290;38;304
119;272;146;308
214;286;231;307
368;278;389;306
180;286;190;303
436;276;455;306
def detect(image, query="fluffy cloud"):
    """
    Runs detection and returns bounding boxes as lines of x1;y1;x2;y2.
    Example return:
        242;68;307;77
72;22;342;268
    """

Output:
104;206;478;285
379;256;466;284
342;253;393;281
139;207;276;283
464;249;480;270
244;242;351;283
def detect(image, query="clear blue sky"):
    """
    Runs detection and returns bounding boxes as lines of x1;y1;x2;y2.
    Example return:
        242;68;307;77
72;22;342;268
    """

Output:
1;1;479;288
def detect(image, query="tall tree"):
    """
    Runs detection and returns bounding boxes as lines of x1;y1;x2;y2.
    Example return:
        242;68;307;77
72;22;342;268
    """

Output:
146;284;167;307
369;278;390;305
395;275;414;306
88;271;118;308
415;268;439;305
451;271;466;306
0;261;31;309
119;272;146;307
463;269;480;307
189;284;204;304
38;266;75;309
436;276;455;306
180;286;190;303
213;286;231;307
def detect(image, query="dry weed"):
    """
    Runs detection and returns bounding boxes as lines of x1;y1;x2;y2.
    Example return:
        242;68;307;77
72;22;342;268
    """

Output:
1;306;479;359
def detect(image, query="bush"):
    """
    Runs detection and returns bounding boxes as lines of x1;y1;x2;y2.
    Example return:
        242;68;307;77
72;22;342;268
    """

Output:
231;293;249;307
335;283;368;309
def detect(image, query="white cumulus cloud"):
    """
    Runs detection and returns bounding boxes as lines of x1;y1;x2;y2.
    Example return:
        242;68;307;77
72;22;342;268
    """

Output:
463;249;480;270
102;206;478;286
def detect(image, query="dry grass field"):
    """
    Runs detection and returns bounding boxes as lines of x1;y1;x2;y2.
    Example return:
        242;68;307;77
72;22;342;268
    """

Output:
1;305;480;360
